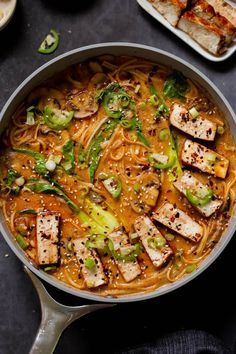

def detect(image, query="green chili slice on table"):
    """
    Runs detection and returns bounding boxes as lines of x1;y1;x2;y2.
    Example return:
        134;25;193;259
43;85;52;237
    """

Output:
38;29;60;54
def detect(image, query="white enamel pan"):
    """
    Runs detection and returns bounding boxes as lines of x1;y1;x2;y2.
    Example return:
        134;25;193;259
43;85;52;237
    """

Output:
0;43;236;301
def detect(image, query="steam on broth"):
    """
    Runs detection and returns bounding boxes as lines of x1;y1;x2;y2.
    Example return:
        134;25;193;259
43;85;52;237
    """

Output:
0;56;236;297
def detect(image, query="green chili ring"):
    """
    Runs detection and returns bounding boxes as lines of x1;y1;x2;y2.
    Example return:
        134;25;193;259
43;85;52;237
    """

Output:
38;29;60;54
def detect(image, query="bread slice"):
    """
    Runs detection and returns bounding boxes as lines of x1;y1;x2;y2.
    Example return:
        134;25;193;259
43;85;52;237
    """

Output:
149;0;188;26
178;11;226;54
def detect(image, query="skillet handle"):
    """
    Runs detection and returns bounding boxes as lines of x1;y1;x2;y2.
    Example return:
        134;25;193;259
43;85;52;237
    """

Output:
29;310;68;354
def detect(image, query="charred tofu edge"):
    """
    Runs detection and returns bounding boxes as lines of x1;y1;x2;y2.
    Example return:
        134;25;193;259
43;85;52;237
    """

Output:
173;172;223;217
108;229;141;282
153;202;203;242
178;11;227;55
181;139;229;178
134;216;173;268
170;103;217;141
149;0;187;27
36;212;60;266
73;238;107;288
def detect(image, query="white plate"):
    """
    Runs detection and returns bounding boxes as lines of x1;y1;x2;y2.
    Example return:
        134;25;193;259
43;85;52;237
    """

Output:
0;0;17;31
137;0;236;62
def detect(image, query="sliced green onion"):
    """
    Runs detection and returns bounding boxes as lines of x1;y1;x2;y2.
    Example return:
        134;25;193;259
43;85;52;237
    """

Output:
120;118;132;129
189;107;199;119
16;235;29;250
19;208;37;215
134;84;141;94
26;106;35;125
147;235;166;250
205;152;217;162
139;102;146;110
133;183;140;193
85;257;96;269
217;126;225;135
159;128;169;141
149;95;159;107
44;266;57;272
165;233;175;241
129;232;139;241
186;264;197;273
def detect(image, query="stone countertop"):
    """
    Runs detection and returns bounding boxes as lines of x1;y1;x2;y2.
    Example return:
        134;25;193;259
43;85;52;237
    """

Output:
0;1;235;353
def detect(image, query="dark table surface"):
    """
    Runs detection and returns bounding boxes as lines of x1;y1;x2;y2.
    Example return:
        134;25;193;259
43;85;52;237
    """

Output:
0;1;236;354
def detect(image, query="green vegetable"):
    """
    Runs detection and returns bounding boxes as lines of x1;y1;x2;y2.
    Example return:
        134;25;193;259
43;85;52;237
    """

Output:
78;143;86;164
205;152;217;162
5;169;20;187
43;106;74;130
163;71;188;99
43;266;57;272
147;235;166;250
87;119;119;182
84;199;119;232
149;152;176;170
98;172;122;198
19;208;37;215
38;29;60;54
108;239;142;262
159;128;169;141
217;126;225;135
85;257;96;269
120;118;133;129
186;188;213;207
103;91;131;118
26;106;35;125
133;183;140;193
149;94;159;106
131;116;150;147
149;85;169;115
97;82;150;147
62;140;75;174
186;264;197;273
26;180;81;213
85;235;107;252
13;148;48;176
189;107;199;119
165;233;175;241
4;169;21;195
16;235;29;250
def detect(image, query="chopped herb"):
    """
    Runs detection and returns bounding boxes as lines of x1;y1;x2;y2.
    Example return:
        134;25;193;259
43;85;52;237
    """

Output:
163;71;188;99
85;257;96;269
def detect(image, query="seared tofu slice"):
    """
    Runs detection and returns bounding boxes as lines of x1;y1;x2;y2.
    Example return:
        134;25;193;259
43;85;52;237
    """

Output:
192;1;236;45
178;11;226;55
191;0;215;20
73;238;107;288
170;103;217;141
207;0;236;27
174;171;222;216
212;15;236;45
149;0;187;27
134;216;173;268
36;212;60;265
153;202;203;242
181;139;229;178
108;230;141;282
